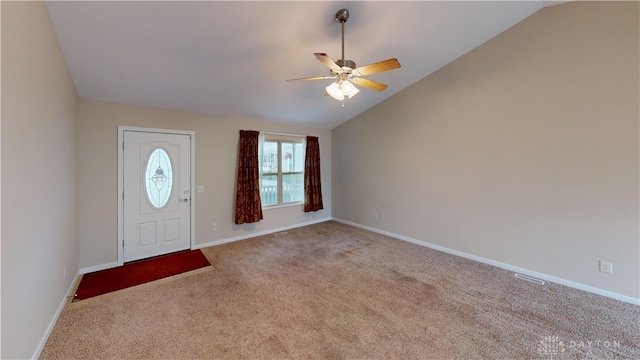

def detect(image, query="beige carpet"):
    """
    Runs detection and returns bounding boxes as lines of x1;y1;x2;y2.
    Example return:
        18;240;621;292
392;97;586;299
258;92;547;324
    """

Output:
41;221;639;359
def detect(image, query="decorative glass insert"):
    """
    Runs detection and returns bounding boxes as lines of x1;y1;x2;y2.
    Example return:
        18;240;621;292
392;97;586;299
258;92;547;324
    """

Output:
145;148;173;208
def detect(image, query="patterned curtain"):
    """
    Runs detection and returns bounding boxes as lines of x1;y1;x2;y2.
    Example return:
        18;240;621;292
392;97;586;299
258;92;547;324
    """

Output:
235;130;263;224
303;136;324;212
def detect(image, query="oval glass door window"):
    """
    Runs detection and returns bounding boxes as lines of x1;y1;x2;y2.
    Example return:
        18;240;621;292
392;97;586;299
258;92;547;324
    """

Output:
145;148;173;208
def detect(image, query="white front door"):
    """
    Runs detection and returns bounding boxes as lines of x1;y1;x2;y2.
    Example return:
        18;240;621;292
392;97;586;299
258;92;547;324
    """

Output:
123;131;191;262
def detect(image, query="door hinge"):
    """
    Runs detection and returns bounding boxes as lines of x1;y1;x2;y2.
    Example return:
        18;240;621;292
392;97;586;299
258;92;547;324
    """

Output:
122;239;125;248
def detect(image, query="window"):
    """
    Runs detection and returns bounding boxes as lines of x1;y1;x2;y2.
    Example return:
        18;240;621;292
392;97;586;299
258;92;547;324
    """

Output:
260;135;304;207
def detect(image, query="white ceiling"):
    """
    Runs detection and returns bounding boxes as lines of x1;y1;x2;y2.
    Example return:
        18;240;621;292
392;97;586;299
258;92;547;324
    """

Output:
45;1;554;129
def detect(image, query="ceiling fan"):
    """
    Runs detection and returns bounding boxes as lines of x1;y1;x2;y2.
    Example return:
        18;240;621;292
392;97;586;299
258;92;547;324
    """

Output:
286;9;401;106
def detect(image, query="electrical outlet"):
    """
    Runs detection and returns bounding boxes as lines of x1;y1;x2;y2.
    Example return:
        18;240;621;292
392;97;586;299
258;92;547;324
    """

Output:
211;223;217;231
599;261;613;274
197;186;205;193
373;213;378;220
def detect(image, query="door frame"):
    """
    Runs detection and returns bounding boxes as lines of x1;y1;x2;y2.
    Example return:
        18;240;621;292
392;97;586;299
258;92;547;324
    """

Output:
117;126;196;266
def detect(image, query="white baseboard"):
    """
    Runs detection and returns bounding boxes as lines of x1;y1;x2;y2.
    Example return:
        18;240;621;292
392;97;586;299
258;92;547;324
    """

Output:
31;218;332;359
31;217;637;359
80;218;334;274
79;261;119;275
333;218;640;306
194;217;332;250
32;271;81;359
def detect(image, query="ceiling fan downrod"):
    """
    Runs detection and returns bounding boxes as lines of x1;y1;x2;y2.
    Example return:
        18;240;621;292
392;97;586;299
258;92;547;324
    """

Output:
336;9;348;63
334;9;356;72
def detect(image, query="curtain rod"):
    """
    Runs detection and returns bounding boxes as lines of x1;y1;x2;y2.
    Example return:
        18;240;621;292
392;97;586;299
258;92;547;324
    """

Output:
260;131;311;138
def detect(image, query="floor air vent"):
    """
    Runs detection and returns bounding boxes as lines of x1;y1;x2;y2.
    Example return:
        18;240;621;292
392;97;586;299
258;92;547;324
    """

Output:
514;273;545;285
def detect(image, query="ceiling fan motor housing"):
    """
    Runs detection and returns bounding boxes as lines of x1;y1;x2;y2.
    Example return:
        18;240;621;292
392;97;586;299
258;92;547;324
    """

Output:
336;59;356;71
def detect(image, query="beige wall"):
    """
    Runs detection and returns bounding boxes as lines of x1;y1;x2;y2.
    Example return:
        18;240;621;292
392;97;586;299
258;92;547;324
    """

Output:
1;2;79;358
332;2;639;299
79;100;331;269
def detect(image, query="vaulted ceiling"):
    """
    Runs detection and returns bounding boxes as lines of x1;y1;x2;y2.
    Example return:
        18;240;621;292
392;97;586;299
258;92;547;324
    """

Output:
45;1;559;129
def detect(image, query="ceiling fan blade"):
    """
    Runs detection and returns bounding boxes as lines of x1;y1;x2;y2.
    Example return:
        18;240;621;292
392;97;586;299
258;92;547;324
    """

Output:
286;75;335;82
353;58;401;76
314;53;341;71
351;77;388;91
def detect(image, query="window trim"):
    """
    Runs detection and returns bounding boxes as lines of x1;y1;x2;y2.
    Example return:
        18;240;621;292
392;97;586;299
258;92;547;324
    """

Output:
260;134;304;208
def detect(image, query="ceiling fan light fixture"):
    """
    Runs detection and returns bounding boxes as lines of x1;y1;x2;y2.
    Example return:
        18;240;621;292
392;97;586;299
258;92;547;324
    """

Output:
341;80;359;99
326;82;345;101
326;80;359;102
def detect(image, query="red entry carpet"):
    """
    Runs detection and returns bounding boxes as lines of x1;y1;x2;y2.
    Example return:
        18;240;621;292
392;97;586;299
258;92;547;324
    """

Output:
74;249;211;301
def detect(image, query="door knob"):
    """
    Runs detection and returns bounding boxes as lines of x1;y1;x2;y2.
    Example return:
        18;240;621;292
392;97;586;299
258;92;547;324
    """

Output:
181;198;189;203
